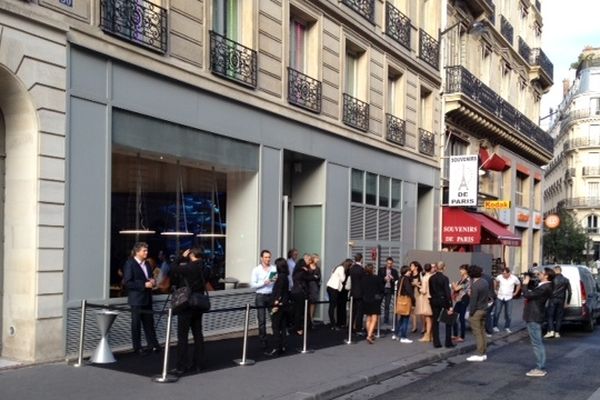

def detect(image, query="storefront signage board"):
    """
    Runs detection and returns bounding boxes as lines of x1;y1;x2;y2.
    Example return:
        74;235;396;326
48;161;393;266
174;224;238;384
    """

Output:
448;155;479;207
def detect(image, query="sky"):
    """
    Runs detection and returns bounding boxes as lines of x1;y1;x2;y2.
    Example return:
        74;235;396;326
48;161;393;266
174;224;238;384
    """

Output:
540;0;600;118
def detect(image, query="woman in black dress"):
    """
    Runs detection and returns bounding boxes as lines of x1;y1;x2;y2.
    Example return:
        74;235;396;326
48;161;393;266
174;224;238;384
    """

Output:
306;254;322;326
266;257;290;356
360;263;384;343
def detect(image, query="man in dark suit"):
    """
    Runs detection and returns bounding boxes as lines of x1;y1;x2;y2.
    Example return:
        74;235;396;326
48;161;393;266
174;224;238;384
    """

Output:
429;261;454;348
378;257;399;324
349;253;365;334
123;242;160;355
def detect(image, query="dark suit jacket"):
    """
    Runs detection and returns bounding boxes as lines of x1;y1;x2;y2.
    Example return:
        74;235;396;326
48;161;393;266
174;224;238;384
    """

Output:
428;272;452;309
349;264;365;299
123;257;154;307
523;281;553;323
378;267;399;290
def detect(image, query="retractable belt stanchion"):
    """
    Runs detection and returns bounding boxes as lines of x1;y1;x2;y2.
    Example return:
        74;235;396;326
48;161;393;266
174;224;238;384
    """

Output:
391;282;398;334
234;303;255;366
153;307;178;383
299;299;313;354
73;299;87;367
344;296;354;345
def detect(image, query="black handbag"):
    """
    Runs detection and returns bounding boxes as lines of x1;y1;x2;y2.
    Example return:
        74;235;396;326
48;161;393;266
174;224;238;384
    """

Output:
171;273;211;313
189;291;211;312
171;286;191;314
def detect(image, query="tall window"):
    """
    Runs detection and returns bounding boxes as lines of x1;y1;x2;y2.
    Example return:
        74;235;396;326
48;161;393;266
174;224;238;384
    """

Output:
515;173;526;207
213;0;240;39
588;182;600;199
420;86;433;131
501;62;511;101
346;51;359;97
588;215;599;234
480;44;492;85
387;71;404;117
290;18;307;72
590;97;600;115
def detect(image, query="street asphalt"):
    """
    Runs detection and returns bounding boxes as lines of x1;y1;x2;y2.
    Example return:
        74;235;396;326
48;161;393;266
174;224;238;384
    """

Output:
0;300;527;400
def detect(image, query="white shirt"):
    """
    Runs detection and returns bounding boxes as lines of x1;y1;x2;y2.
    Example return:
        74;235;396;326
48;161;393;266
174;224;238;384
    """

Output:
495;274;520;300
251;264;276;294
287;258;297;288
326;265;346;291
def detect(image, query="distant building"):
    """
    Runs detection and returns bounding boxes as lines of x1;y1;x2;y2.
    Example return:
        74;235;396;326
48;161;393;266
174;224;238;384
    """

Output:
545;47;600;260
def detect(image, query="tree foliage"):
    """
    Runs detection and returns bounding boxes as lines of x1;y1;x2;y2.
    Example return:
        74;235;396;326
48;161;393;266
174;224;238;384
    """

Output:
543;209;588;264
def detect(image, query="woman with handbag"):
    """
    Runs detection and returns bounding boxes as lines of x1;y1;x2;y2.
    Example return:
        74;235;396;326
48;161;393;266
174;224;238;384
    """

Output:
409;262;423;333
360;264;384;344
169;248;210;375
415;263;434;342
265;257;291;357
392;265;415;343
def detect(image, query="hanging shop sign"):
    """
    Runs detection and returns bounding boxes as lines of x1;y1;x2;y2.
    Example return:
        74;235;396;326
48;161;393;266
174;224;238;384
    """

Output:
484;200;511;209
545;214;560;229
448;155;479;207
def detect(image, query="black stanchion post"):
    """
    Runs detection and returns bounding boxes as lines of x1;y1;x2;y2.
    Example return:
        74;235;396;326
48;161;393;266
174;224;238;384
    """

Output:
234;303;255;366
152;307;178;383
344;296;354;345
300;299;313;354
73;299;87;368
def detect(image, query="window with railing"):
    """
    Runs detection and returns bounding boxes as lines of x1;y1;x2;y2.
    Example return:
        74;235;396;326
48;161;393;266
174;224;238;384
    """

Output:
385;2;411;50
344;42;369;131
418;128;435;156
341;0;375;23
419;29;439;69
99;0;168;54
288;12;321;112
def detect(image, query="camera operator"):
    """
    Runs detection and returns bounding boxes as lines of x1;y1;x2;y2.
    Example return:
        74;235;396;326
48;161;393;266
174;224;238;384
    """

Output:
522;267;555;378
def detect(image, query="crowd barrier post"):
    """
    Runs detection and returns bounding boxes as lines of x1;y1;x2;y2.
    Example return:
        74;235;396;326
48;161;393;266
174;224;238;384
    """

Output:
152;307;178;383
391;282;398;333
300;299;313;354
234;303;256;366
73;299;87;368
344;296;354;345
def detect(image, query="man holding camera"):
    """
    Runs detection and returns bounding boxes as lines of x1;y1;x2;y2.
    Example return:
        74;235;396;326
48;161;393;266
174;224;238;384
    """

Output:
522;267;555;377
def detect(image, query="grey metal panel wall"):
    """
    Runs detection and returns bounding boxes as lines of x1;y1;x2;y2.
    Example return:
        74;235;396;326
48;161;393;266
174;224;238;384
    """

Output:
260;146;282;256
401;181;418;260
67;97;109;301
325;162;350;266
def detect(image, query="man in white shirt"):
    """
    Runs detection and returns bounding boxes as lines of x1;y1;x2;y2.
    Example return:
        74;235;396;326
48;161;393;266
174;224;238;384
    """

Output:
251;249;276;349
493;267;521;333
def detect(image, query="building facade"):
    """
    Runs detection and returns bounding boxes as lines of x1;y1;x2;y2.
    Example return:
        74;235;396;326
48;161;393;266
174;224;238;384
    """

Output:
544;47;600;260
0;0;442;362
440;0;553;272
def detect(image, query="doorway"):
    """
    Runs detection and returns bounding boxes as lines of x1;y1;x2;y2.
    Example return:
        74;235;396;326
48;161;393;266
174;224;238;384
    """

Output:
293;205;323;257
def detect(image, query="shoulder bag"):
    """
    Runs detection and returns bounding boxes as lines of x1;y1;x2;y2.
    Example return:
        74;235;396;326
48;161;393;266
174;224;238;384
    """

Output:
395;277;412;316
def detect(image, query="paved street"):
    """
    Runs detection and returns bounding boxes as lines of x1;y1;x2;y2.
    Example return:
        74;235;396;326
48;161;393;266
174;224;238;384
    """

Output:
336;326;600;400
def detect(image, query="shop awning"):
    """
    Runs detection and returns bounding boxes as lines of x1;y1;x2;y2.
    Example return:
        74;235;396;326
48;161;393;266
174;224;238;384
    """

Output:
442;207;521;247
479;148;510;172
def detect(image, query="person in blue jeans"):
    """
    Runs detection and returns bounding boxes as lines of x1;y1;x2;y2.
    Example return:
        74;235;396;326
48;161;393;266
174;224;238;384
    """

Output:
451;264;470;342
493;268;521;333
392;265;415;343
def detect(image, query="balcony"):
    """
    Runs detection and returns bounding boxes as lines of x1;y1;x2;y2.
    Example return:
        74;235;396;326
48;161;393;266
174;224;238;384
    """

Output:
99;0;168;54
561;108;600;131
341;0;375;23
385;2;411;50
343;93;370;131
287;68;322;113
535;0;541;12
562;197;600;209
419;29;439;70
445;66;554;157
500;15;514;45
518;36;531;63
564;136;600;151
418;128;435;156
209;31;257;88
530;48;554;88
386;114;406;146
583;166;600;177
565;167;576;180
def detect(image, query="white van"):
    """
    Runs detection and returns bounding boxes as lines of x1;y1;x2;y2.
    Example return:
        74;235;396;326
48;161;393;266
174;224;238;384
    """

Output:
545;264;600;331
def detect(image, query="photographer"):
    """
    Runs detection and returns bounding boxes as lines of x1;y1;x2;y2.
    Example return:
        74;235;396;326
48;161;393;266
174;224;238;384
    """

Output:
522;267;555;378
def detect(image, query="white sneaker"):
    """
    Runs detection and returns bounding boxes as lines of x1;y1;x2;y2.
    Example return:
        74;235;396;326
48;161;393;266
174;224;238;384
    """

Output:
466;355;486;362
554;333;560;338
526;369;547;377
505;328;512;333
391;335;398;341
543;331;555;339
400;338;413;343
492;326;500;333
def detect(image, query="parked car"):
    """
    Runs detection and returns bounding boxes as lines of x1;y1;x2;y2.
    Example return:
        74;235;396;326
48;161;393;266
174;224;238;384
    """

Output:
543;264;600;332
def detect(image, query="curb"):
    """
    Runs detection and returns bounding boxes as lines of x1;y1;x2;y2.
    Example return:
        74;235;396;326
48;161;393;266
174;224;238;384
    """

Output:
280;327;528;400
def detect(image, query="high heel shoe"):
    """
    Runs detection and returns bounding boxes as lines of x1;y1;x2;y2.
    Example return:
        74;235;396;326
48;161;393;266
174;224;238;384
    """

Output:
366;336;375;344
411;328;418;333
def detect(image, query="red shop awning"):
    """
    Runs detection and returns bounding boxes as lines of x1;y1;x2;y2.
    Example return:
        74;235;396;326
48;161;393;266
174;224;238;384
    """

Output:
479;148;510;172
442;207;521;247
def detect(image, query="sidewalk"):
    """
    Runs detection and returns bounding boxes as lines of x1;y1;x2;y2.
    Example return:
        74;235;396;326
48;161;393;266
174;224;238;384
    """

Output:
0;300;526;400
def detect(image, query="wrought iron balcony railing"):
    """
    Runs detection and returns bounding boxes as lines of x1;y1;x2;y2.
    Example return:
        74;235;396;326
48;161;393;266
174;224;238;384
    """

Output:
518;37;531;63
341;0;375;23
385;2;411;50
419;29;439;70
485;0;495;9
500;15;514;45
535;0;541;12
100;0;168;54
343;93;369;131
583;166;600;176
209;31;257;88
418;128;435;156
287;68;322;113
564;136;600;151
562;197;600;209
386;114;406;146
531;48;554;81
561;108;600;131
445;66;554;153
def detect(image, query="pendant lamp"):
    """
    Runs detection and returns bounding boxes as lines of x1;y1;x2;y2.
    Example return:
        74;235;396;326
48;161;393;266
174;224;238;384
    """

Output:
119;153;156;235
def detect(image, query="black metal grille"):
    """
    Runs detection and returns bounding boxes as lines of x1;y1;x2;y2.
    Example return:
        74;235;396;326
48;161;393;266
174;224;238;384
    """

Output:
485;0;495;9
418;128;435;156
500;15;514;45
445;65;554;153
518;36;530;63
100;0;168;54
535;0;541;12
341;0;375;23
209;30;257;88
386;113;406;146
385;2;411;50
287;68;322;113
531;48;554;81
343;93;369;131
419;29;439;70
583;167;600;176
